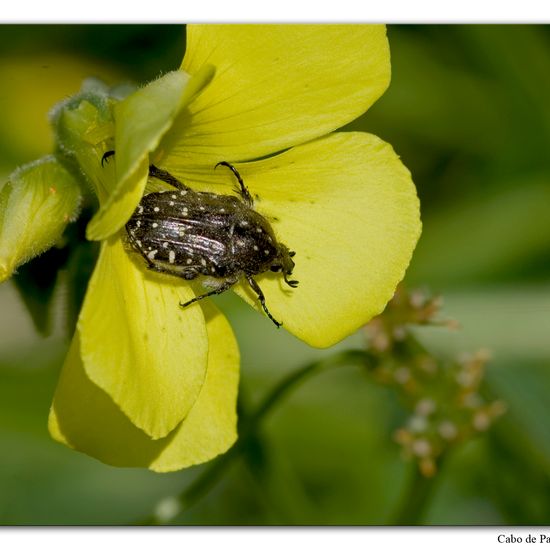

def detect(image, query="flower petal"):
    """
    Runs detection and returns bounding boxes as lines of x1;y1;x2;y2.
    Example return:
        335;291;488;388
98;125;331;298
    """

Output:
228;132;421;347
149;300;240;472
85;156;149;242
48;301;239;471
78;236;209;439
160;24;390;166
86;66;215;241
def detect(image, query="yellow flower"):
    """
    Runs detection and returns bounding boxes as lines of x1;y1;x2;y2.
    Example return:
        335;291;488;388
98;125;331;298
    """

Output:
45;25;421;472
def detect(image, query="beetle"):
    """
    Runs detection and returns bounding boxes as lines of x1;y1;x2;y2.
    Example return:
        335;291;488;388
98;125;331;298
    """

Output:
110;154;298;328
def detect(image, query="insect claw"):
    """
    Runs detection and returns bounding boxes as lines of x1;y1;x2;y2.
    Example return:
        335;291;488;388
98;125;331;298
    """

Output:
284;274;299;288
101;150;115;167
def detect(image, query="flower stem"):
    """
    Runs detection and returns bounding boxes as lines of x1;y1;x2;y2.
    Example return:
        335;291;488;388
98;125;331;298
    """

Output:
390;457;445;525
248;349;370;428
136;349;371;525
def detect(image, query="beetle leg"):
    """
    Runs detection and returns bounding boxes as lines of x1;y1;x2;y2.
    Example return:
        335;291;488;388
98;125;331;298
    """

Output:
245;275;282;328
215;161;254;207
179;278;237;309
101;150;115;167
101;151;191;193
149;165;193;192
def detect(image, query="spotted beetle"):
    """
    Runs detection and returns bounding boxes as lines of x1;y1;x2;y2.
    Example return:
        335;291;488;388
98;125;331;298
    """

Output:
112;155;298;328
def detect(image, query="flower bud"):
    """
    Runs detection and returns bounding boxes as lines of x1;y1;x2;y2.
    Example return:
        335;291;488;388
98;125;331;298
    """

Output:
0;156;82;282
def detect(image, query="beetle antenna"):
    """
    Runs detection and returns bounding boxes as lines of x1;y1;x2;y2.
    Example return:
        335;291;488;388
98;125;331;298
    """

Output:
284;274;299;288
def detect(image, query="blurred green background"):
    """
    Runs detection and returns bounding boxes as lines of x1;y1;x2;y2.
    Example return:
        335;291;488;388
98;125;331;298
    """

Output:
0;25;549;525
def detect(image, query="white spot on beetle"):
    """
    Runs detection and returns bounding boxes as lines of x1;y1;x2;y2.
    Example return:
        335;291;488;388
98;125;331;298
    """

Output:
253;245;259;251
264;249;270;255
182;207;188;216
219;208;226;213
162;242;169;248
240;220;249;226
256;227;262;233
180;190;187;196
154;206;160;212
201;258;207;266
147;250;158;260
152;222;158;228
171;194;177;199
169;201;175;206
186;258;193;264
136;220;141;227
138;206;144;214
169;250;176;264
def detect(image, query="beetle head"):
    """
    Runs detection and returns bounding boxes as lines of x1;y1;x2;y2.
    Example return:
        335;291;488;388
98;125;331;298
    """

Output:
270;244;299;288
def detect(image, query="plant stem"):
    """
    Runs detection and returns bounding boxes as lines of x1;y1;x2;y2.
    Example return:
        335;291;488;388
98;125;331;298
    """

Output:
248;349;370;429
136;349;371;525
391;457;445;525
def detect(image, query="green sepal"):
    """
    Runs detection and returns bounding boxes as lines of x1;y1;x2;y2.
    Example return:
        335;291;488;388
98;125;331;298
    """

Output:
85;66;215;241
50;82;117;203
0;156;82;284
